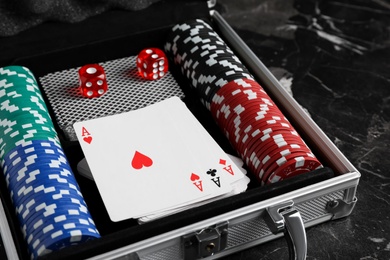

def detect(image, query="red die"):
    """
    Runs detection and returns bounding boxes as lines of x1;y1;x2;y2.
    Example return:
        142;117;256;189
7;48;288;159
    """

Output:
136;48;168;80
78;64;108;98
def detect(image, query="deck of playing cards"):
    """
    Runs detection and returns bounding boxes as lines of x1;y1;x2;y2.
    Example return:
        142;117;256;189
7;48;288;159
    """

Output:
73;97;249;223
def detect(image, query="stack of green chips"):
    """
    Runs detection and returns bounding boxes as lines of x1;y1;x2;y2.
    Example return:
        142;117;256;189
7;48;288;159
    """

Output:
0;65;60;163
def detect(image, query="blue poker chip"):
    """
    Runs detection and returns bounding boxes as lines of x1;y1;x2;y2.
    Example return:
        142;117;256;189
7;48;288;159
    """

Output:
15;188;87;219
20;201;91;234
29;227;100;259
0;139;61;165
4;141;65;161
5;154;72;178
3;154;71;180
5;161;74;188
28;216;97;238
6;161;74;185
26;215;99;242
24;208;97;241
23;206;95;244
4;151;70;175
1;137;61;160
13;184;85;216
26;214;97;240
18;194;88;219
10;155;71;173
27;222;99;255
12;182;83;208
10;180;82;202
8;168;79;198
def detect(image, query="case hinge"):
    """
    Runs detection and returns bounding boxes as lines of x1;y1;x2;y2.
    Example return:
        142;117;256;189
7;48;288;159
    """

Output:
265;201;307;260
182;221;228;260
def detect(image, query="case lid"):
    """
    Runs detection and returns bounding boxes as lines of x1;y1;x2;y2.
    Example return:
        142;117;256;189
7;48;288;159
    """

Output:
0;0;210;67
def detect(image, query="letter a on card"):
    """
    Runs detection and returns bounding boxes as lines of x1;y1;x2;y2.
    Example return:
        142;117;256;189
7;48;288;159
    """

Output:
81;126;91;136
190;173;203;192
223;165;234;175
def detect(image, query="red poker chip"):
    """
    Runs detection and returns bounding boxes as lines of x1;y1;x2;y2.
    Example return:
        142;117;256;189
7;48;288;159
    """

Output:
231;109;277;138
263;149;316;179
217;86;248;108
215;79;247;98
210;93;226;114
240;119;294;158
235;100;280;122
220;78;265;96
242;125;269;159
251;136;310;173
227;114;245;149
265;155;323;185
260;150;316;184
245;132;307;177
243;131;285;174
216;103;233;129
245;114;289;136
211;80;242;109
237;78;270;97
240;126;296;166
252;109;289;124
218;80;270;105
235;110;292;151
244;129;307;165
224;104;245;132
215;84;278;129
255;137;311;167
220;92;260;115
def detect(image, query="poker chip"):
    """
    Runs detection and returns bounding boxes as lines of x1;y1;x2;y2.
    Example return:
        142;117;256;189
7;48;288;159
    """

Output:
165;20;323;184
0;66;100;258
165;19;254;109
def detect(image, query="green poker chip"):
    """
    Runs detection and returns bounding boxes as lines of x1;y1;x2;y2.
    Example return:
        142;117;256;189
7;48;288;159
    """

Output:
0;65;59;161
0;66;37;81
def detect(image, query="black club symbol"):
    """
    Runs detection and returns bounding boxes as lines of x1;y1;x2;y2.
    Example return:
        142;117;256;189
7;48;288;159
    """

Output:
207;169;217;177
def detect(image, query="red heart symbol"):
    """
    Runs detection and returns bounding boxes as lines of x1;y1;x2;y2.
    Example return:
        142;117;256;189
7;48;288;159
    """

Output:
131;151;153;170
83;136;92;144
190;173;200;181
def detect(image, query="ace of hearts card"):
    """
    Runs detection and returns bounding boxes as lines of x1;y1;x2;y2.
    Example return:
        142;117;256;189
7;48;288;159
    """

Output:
73;97;248;222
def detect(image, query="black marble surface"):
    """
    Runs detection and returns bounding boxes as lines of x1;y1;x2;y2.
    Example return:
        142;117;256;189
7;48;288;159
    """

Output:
0;0;389;259
217;0;390;259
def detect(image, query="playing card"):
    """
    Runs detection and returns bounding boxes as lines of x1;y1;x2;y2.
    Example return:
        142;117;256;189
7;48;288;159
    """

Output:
165;99;250;191
73;97;233;222
76;154;246;181
40;56;185;141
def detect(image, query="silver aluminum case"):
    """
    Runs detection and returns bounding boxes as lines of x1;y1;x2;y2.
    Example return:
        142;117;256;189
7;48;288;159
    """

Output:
0;9;360;260
85;10;361;260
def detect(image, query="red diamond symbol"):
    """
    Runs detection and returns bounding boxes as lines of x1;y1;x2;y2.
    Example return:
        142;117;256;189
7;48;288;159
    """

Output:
219;159;226;165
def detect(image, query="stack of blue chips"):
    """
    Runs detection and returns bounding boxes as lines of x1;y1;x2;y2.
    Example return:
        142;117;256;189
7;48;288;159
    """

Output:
0;65;100;259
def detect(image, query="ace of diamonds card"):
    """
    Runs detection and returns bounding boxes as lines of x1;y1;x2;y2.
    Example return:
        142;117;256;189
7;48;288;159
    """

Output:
73;97;246;222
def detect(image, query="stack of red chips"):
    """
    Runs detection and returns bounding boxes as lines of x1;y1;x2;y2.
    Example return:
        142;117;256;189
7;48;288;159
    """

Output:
210;78;323;185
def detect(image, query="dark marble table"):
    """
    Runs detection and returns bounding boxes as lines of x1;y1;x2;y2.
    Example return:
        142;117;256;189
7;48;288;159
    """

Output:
217;0;390;259
0;0;389;259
